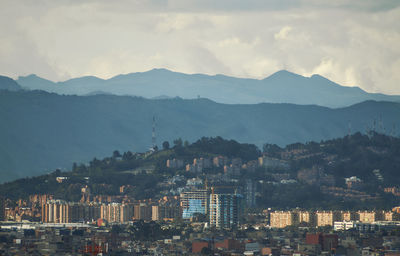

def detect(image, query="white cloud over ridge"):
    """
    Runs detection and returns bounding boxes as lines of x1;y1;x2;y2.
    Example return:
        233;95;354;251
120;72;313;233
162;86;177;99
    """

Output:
0;0;400;94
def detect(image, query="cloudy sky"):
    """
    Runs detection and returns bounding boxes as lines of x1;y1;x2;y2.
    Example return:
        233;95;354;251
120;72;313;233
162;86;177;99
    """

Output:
1;0;400;94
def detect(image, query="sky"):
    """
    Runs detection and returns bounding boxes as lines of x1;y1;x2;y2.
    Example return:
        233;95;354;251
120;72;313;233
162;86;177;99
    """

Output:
1;0;400;94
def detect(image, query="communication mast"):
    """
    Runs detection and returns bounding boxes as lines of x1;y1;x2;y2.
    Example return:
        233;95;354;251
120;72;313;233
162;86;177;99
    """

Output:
391;123;397;137
373;118;376;133
379;115;384;134
348;121;352;137
151;115;157;151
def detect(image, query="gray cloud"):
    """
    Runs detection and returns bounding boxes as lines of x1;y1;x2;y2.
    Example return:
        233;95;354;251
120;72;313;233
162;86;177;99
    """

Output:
1;0;400;94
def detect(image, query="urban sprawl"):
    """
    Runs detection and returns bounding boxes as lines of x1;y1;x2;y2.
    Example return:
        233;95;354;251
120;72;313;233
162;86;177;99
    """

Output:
1;154;400;255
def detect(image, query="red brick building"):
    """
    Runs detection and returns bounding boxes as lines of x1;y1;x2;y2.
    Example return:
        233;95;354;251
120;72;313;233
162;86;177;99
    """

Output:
306;233;338;252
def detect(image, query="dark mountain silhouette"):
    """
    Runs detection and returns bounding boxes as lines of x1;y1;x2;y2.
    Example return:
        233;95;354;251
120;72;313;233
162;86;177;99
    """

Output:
16;69;400;108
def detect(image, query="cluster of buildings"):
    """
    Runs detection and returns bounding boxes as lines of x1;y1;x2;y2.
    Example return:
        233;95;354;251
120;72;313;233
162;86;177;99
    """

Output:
191;228;400;255
3;194;49;222
41;200;132;224
192;233;340;255
5;185;243;230
40;197;181;224
0;222;189;255
269;209;398;228
2;219;400;255
180;187;243;229
385;186;400;196
167;155;289;176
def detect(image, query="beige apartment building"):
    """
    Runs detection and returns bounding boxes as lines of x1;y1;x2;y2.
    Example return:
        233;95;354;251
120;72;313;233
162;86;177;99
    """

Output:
269;209;399;228
315;211;342;226
270;211;297;228
341;211;358;221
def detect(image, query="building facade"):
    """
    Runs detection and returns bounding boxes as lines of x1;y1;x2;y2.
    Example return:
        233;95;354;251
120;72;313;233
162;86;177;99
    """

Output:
180;189;209;219
209;190;242;229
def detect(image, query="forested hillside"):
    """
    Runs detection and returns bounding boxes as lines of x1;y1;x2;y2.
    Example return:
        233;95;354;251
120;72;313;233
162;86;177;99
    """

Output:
1;90;400;182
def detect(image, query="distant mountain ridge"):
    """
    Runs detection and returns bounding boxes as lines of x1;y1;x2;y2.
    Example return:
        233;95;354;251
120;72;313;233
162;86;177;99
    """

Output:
16;69;400;108
0;89;400;183
0;75;22;91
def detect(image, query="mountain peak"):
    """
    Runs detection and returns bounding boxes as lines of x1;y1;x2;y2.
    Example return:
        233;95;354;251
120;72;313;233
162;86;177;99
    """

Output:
148;68;173;74
265;70;305;80
19;74;38;79
310;74;324;79
18;74;52;82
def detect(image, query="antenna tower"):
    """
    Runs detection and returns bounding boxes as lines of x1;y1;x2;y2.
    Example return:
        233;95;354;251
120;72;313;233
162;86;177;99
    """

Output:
391;123;397;137
348;121;352;137
152;116;156;150
373;119;376;133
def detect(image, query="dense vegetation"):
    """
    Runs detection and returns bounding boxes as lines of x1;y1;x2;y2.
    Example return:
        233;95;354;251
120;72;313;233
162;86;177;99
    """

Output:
1;133;400;209
256;132;400;209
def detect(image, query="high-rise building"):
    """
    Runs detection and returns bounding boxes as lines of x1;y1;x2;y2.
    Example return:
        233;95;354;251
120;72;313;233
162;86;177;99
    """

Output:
358;210;384;223
298;211;315;226
152;204;181;221
101;203;121;223
181;189;209;219
341;211;357;221
42;201;125;223
120;204;134;222
315;211;341;227
209;188;242;229
42;200;71;223
270;211;297;228
244;179;256;207
384;211;394;221
134;203;152;221
99;203;133;223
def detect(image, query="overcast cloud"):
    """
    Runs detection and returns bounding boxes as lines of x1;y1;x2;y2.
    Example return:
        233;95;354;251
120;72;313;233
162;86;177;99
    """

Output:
1;0;400;94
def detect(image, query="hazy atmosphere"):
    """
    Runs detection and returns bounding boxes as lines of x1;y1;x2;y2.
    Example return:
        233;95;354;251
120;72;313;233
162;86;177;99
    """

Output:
2;1;400;254
1;0;400;94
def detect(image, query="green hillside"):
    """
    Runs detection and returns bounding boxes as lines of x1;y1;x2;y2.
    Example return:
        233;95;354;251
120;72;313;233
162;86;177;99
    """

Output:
0;90;400;182
1;134;399;209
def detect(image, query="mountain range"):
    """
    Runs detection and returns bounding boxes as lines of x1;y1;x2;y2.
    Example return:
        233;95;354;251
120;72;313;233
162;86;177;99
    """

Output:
16;69;400;108
1;88;400;183
0;75;22;91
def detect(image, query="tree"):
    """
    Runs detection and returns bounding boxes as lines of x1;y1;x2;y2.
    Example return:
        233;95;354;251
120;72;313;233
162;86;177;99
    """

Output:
173;138;183;148
122;151;134;161
113;150;121;158
263;144;282;155
162;141;170;150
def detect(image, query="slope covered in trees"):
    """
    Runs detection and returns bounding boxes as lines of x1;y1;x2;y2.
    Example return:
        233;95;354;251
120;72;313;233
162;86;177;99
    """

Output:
1;89;400;182
1;134;400;209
